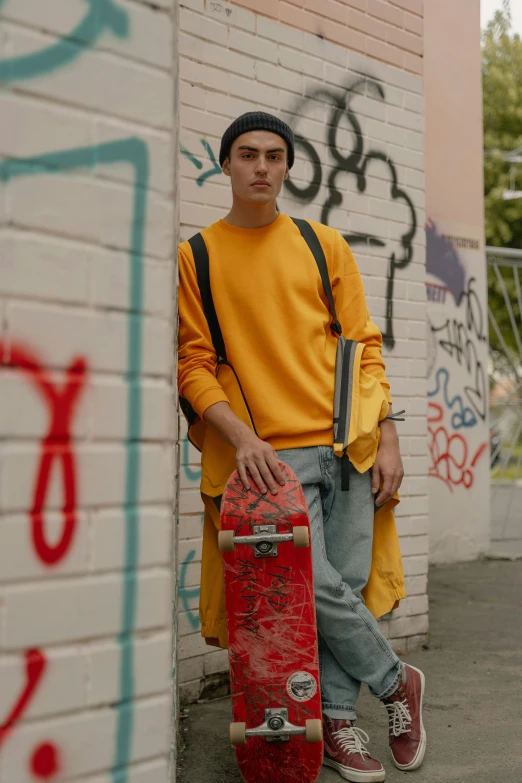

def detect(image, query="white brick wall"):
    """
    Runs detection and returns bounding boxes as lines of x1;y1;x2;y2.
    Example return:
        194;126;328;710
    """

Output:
0;3;177;783
178;1;428;701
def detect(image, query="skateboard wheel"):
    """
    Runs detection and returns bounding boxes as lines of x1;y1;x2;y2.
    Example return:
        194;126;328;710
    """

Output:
305;719;323;743
230;722;247;746
218;530;235;552
293;526;310;548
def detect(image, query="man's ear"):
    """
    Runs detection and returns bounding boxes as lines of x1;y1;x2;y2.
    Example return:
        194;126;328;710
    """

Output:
222;157;231;177
283;163;289;180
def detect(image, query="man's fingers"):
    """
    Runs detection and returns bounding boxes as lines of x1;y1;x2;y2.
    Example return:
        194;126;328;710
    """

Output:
391;472;403;496
376;473;394;506
266;454;286;488
371;462;381;495
238;463;251;492
247;461;267;494
256;458;279;495
266;452;286;495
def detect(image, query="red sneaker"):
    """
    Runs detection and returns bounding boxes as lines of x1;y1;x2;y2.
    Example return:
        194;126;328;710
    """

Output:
322;716;386;782
381;663;426;770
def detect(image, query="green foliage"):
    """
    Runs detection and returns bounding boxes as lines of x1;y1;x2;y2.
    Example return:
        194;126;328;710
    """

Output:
483;1;522;371
482;0;522;249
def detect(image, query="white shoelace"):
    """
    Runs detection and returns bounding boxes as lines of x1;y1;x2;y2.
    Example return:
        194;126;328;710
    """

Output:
385;698;412;737
332;726;371;758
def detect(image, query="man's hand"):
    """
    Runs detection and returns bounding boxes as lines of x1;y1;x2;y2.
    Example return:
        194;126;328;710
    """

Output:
234;429;285;495
372;419;404;506
202;401;285;495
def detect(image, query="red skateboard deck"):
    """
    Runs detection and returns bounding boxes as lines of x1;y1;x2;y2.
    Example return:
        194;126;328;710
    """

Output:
219;462;323;783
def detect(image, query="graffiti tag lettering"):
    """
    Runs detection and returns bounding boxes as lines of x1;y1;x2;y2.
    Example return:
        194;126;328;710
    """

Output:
285;76;417;349
0;0;129;82
0;649;61;779
0;343;87;565
179;550;201;631
428;403;488;491
181;139;222;187
428;367;477;430
0;137;150;781
428;277;488;421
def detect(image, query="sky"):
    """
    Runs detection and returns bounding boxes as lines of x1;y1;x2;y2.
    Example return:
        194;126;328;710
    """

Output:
481;0;522;35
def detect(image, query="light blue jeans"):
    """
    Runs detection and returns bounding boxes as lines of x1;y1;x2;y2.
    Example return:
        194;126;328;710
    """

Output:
277;446;402;721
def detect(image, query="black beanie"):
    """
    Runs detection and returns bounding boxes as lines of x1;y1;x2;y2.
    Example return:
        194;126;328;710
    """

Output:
219;111;295;169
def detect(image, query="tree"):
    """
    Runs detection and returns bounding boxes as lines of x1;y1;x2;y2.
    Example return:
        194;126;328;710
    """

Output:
482;0;522;249
483;2;522;374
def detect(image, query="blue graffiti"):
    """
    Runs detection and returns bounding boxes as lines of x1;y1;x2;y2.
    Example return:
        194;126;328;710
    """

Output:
181;138;221;186
179;550;201;630
183;434;202;483
0;0;129;82
428;367;477;429
426;219;466;306
0;138;149;783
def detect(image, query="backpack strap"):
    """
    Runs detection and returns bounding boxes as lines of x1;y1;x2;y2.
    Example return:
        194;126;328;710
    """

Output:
188;232;227;363
291;217;342;336
292;217;353;488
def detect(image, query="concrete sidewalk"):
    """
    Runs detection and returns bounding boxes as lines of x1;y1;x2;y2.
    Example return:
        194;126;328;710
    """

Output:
177;559;522;783
490;483;522;559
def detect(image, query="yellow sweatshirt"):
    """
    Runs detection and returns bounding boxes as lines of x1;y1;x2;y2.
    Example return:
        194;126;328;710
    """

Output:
178;213;405;646
178;212;391;448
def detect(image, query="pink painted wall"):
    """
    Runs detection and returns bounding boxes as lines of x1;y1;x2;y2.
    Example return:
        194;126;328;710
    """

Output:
424;0;485;228
424;0;490;562
230;0;424;73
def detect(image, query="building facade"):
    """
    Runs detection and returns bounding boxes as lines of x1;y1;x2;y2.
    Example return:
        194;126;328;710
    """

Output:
178;0;430;704
0;1;487;781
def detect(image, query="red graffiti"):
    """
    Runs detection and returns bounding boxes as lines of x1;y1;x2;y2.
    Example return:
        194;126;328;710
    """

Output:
428;403;487;491
31;742;60;780
0;342;87;565
0;649;60;779
428;401;443;423
0;342;87;780
0;649;46;747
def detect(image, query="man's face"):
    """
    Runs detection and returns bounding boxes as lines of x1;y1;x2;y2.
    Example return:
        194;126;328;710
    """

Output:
222;130;289;204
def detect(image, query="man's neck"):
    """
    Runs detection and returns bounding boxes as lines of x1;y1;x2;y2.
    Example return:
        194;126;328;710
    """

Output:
223;200;279;229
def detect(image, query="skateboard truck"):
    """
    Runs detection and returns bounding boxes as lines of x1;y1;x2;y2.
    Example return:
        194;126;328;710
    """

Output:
230;708;322;745
218;524;309;557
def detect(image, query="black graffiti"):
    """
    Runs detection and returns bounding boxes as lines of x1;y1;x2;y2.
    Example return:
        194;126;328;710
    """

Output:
235;557;262;583
265;565;292;613
426;282;448;304
235;558;262;635
429;277;487;420
285;77;417;349
237;598;261;636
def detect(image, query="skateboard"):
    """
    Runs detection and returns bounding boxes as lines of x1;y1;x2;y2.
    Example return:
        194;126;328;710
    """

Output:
219;462;323;783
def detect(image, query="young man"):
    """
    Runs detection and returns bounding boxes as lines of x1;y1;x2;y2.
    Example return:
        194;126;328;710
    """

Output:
178;112;426;782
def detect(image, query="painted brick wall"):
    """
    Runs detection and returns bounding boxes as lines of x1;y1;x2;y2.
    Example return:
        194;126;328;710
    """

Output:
229;0;424;74
424;0;490;563
178;0;428;703
0;2;178;782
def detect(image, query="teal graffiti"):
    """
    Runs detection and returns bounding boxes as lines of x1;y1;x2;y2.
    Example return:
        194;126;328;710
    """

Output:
183;434;202;483
0;137;149;783
179;550;201;630
0;0;129;82
428;367;477;429
180;145;203;170
181;139;221;186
